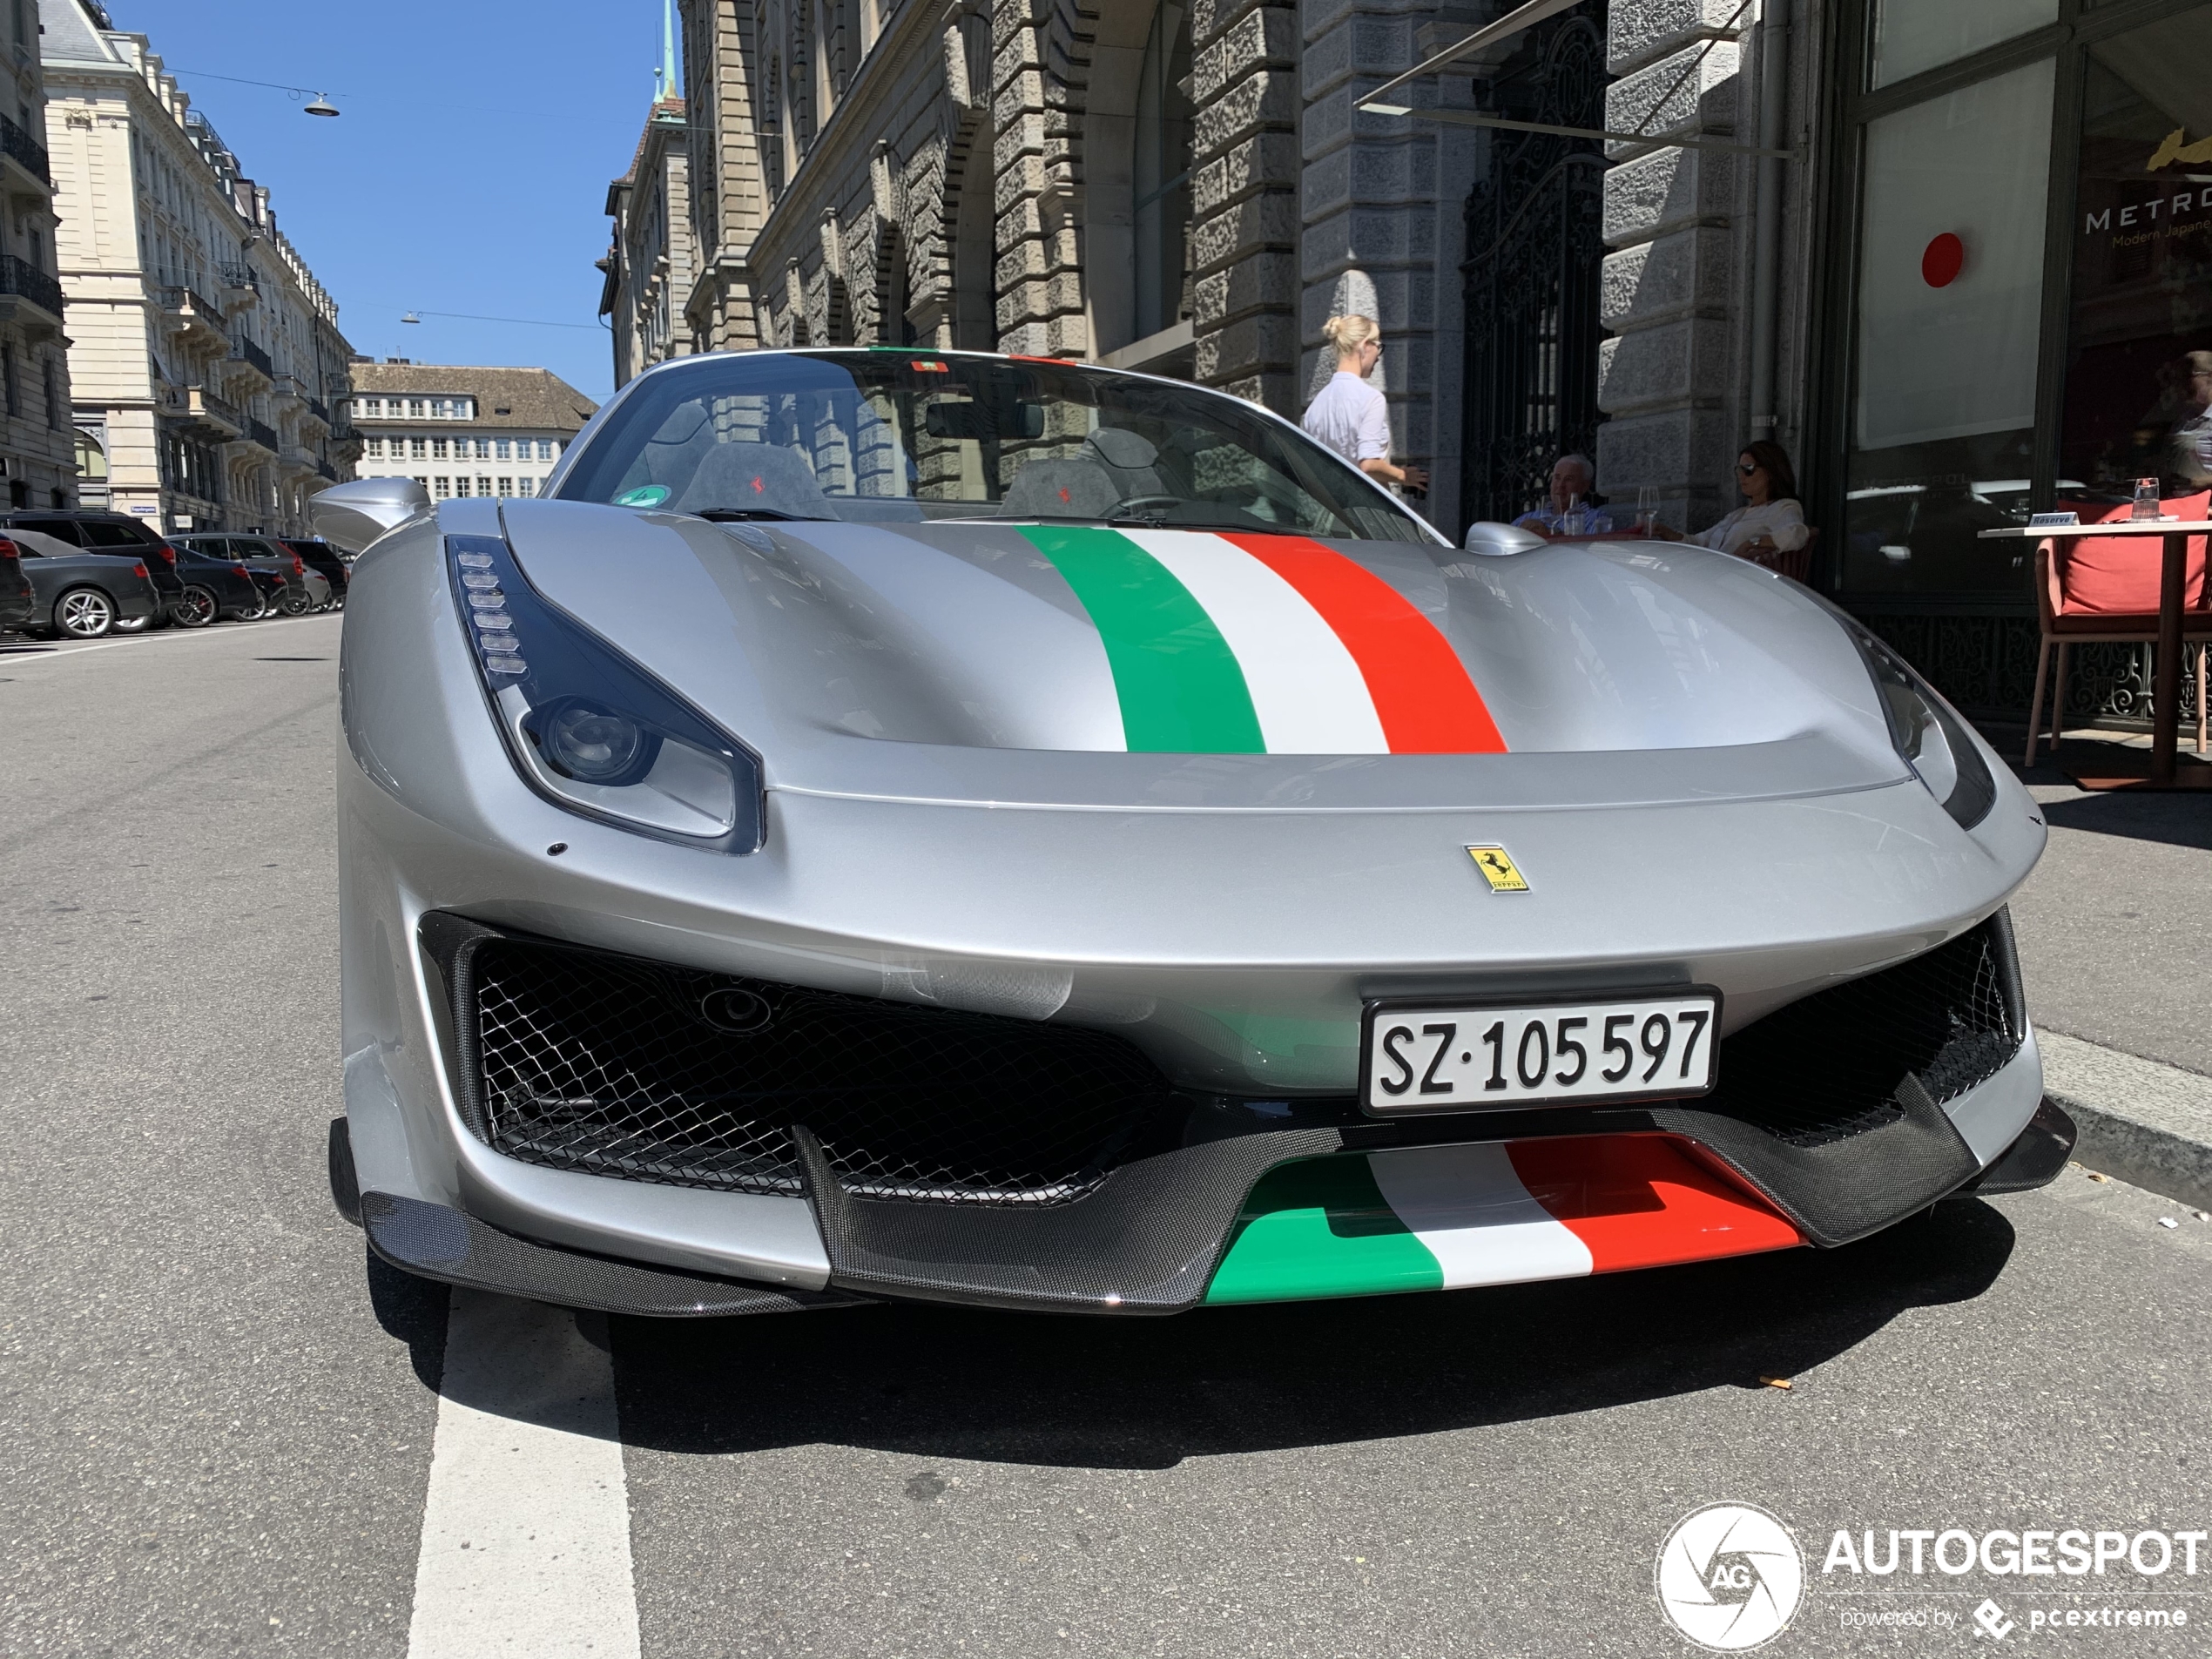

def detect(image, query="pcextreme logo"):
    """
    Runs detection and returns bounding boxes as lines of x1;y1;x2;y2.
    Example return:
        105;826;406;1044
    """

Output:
1656;1503;1806;1651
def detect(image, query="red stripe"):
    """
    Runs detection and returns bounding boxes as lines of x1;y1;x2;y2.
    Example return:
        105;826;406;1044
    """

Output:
1220;533;1507;753
1505;1135;1803;1272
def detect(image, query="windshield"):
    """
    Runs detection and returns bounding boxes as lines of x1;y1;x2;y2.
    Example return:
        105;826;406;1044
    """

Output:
557;350;1433;543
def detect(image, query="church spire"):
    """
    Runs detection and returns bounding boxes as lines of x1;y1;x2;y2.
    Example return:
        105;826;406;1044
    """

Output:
653;0;678;104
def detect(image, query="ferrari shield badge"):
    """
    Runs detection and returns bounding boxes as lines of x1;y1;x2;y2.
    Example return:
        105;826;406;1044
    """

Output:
1465;845;1529;893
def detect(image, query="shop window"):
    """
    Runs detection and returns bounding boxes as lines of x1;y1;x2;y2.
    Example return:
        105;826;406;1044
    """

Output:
1844;58;2054;593
1871;0;2055;89
2059;8;2212;505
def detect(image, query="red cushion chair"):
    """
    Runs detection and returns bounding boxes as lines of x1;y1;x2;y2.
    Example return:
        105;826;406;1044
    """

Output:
2054;491;2209;615
2024;495;2212;764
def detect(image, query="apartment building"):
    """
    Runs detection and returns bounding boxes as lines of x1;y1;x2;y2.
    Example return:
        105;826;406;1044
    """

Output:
0;0;74;509
40;0;359;536
346;361;597;502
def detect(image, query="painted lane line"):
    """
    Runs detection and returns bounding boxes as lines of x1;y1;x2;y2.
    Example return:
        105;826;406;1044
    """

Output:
407;1291;640;1659
1118;529;1390;753
1366;1141;1594;1288
0;614;340;668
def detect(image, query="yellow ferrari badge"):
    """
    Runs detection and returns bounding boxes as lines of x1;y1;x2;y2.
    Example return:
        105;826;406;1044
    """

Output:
1465;845;1530;893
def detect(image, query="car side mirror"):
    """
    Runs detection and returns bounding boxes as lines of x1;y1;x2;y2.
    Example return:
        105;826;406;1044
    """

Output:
309;477;431;551
1462;521;1548;556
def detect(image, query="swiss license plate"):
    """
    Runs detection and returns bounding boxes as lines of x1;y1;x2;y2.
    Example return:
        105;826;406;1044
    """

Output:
1360;991;1721;1115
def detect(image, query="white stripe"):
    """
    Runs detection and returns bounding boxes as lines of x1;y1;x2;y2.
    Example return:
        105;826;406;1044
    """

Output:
1118;529;1390;754
408;1291;641;1659
1366;1143;1594;1289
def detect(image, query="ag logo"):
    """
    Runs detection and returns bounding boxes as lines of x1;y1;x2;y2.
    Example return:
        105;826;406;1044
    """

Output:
1655;1502;1804;1651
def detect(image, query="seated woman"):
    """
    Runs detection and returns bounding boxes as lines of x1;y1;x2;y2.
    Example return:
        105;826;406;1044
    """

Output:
1659;441;1810;558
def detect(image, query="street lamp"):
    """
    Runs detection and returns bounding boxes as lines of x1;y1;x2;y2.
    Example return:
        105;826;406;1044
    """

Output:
304;94;341;118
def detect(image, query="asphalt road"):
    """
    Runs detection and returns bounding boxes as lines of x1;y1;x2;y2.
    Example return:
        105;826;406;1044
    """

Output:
4;620;2209;1657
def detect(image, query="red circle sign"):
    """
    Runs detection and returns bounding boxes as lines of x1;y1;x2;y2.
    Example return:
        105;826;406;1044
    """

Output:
1921;233;1965;287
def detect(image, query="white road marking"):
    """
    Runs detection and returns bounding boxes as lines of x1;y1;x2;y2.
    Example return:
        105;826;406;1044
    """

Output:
0;613;338;668
407;1291;640;1659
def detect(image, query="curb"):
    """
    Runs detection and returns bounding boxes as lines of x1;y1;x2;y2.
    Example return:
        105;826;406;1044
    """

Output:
2037;1030;2212;1212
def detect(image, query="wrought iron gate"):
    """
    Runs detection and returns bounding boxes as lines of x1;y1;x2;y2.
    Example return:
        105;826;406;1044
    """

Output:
1460;4;1608;529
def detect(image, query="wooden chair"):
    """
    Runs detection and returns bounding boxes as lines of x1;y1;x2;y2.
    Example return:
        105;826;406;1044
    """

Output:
1737;525;1817;583
2023;538;2212;765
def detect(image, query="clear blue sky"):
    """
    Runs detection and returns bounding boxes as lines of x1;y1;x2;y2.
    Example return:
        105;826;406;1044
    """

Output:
105;0;671;401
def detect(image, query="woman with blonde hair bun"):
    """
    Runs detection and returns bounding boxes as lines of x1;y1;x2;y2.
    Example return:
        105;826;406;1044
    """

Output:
1302;314;1429;495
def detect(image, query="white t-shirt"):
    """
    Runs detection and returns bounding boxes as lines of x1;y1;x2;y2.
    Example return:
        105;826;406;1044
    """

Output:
1302;372;1392;464
1688;498;1811;555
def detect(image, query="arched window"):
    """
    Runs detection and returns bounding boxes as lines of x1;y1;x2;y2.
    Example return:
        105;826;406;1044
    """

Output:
1082;3;1194;369
1132;3;1192;343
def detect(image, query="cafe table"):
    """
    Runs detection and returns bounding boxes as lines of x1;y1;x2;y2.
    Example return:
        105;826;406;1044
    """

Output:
1977;519;2212;790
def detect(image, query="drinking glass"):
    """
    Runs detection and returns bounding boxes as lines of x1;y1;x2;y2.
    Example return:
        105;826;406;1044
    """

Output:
1635;483;1660;536
2133;476;2161;521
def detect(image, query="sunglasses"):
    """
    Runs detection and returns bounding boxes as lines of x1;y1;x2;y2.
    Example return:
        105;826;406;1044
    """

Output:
1737;461;1763;475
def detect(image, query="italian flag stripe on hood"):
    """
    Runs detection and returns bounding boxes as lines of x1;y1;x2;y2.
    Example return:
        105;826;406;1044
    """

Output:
1204;1136;1802;1305
1016;525;1507;755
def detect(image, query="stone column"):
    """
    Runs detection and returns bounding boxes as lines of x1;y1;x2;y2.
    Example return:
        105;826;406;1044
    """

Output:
1191;0;1301;415
1595;0;1751;533
991;0;1088;357
1298;2;1485;512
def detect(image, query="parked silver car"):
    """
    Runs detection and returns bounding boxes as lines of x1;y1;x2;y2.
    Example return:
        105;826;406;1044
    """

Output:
324;348;2067;1324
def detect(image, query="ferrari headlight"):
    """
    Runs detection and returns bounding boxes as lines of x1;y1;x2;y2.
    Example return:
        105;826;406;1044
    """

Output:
446;535;764;852
1836;613;1996;831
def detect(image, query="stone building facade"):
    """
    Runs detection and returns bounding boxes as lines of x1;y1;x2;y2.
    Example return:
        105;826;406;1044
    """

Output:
40;0;360;537
0;0;75;509
601;94;696;388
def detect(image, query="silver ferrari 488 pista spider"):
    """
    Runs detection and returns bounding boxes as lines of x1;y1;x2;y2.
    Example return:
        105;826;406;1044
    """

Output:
322;347;2070;1320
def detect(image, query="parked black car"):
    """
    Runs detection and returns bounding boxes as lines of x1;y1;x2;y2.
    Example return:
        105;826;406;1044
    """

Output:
0;511;186;632
0;536;34;632
165;541;265;627
5;528;160;637
173;534;313;614
279;538;349;605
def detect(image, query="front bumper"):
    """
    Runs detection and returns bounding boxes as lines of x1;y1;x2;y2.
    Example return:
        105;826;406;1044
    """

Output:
341;907;2053;1317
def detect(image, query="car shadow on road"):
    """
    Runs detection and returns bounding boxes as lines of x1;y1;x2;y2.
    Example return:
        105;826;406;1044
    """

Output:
606;1198;2015;1469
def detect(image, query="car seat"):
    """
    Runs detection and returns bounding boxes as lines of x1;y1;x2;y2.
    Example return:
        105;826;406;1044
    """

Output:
675;441;834;518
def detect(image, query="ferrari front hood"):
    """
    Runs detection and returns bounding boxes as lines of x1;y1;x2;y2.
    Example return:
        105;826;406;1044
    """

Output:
498;500;1912;810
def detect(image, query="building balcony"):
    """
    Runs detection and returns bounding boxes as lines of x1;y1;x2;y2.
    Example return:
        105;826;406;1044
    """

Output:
305;396;330;426
223;340;274;391
0;111;51;195
156;284;228;350
163;381;244;437
219;263;260;314
270;373;307;410
228;416;280;458
0;253;65;333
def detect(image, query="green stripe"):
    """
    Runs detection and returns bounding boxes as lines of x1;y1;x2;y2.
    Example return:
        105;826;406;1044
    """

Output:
1204;1156;1443;1305
1017;525;1264;752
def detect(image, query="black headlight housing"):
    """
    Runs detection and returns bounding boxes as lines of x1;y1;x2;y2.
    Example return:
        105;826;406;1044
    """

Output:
1834;611;1997;831
446;534;765;853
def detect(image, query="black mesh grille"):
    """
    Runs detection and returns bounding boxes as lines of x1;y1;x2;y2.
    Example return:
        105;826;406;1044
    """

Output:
1698;916;2021;1149
467;938;1176;1205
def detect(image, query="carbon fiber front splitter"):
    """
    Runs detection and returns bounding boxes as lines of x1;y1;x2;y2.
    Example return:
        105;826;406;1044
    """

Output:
358;1190;871;1318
